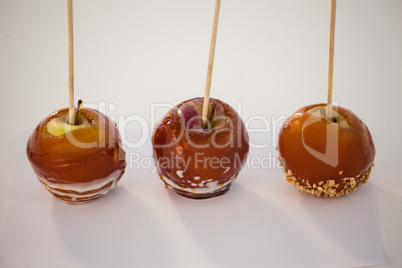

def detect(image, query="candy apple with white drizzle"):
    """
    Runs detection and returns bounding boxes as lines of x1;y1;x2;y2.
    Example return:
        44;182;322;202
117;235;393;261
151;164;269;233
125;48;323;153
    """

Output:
26;102;126;203
26;1;125;203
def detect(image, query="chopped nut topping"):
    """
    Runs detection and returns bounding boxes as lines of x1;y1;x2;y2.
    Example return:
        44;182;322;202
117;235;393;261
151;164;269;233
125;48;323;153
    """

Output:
278;159;374;198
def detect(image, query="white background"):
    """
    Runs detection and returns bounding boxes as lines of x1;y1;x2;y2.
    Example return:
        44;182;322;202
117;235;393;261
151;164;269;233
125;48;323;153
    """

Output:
0;0;401;267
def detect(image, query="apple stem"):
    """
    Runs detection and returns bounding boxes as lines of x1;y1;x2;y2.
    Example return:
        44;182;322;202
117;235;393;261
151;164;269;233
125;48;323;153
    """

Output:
326;0;337;120
202;0;221;128
68;0;75;125
74;99;83;125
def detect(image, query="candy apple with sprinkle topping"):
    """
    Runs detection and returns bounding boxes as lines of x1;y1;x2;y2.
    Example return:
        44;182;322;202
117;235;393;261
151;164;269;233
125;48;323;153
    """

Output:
152;97;249;199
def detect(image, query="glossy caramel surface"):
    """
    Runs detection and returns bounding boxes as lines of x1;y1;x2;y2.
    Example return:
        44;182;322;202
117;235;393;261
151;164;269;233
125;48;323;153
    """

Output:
152;98;249;196
27;108;126;184
278;104;375;183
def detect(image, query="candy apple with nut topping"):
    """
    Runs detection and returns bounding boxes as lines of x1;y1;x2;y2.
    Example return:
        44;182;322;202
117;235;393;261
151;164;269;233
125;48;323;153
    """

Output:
278;1;376;198
278;104;375;198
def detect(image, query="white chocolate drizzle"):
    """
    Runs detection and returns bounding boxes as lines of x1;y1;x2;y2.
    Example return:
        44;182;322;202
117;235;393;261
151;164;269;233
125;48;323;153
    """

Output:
176;170;184;178
161;174;236;195
35;169;122;203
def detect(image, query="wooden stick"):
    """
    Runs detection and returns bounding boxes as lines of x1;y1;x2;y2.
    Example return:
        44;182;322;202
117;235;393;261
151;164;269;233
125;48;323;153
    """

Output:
326;0;337;119
68;0;75;124
202;0;221;128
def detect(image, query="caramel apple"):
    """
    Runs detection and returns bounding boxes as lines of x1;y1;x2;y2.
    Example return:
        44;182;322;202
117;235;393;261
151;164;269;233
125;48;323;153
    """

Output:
152;97;249;199
26;107;126;203
278;104;375;198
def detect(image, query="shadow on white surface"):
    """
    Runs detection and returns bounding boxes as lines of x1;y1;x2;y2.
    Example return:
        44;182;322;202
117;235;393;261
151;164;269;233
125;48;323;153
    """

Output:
51;186;173;268
165;180;322;267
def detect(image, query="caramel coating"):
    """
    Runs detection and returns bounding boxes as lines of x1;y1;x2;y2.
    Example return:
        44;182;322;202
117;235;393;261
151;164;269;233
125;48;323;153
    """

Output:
26;108;126;203
278;104;375;197
152;97;249;199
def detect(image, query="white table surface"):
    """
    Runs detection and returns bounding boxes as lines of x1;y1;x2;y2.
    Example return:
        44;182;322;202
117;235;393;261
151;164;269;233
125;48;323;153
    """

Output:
0;0;401;267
